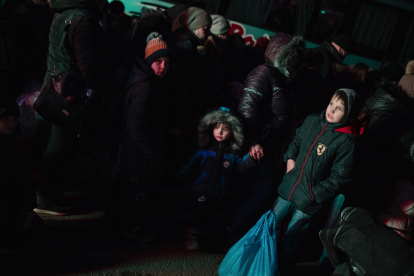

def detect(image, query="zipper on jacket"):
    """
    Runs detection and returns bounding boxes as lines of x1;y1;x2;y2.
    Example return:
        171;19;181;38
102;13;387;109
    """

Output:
288;123;328;201
309;183;315;202
195;172;207;185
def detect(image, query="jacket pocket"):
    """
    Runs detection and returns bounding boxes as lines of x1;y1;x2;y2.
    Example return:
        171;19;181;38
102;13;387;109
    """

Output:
309;182;315;202
194;172;206;185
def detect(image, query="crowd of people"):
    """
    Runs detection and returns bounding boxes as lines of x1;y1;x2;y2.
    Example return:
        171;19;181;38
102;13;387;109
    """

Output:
1;0;414;275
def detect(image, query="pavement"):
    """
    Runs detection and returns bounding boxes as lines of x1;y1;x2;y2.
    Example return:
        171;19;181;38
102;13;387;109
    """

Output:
0;174;333;276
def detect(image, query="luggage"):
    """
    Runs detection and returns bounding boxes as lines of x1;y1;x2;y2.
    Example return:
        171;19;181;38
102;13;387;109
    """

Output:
320;207;414;276
218;210;279;276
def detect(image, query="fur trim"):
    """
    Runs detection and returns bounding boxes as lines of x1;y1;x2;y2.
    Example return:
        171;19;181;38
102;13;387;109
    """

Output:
406;60;414;75
375;79;414;112
198;109;244;150
275;36;306;78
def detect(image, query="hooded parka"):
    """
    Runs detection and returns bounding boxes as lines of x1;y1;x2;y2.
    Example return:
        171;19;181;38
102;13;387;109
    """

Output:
238;34;305;148
278;89;363;215
176;109;257;198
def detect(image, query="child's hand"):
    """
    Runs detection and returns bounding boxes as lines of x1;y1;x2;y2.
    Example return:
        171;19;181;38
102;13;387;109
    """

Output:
287;159;295;173
249;144;264;160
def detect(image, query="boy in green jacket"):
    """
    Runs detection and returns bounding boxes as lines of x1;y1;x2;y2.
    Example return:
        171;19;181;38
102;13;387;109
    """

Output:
274;89;363;275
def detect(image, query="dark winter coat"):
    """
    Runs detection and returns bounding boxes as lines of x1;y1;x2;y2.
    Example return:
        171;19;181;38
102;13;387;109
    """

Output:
44;0;111;92
0;131;35;216
278;89;363;215
176;109;257;198
320;207;414;276
348;80;414;213
118;58;166;177
164;28;206;129
238;36;305;148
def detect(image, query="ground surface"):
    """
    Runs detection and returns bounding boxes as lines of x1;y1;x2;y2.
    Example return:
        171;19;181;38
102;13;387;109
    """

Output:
0;180;332;276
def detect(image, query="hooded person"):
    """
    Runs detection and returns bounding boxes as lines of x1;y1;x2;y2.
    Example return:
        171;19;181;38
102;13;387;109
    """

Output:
175;107;259;251
274;88;363;275
34;0;114;216
105;32;172;242
398;60;414;98
227;34;305;239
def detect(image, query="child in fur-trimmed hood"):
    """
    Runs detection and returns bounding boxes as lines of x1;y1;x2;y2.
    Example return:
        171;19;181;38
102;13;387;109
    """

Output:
176;107;260;251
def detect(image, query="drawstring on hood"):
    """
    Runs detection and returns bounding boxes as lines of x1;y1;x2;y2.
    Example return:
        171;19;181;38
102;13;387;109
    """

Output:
198;107;244;150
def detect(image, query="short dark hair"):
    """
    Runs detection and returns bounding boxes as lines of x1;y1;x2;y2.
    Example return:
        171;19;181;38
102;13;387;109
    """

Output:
332;91;345;103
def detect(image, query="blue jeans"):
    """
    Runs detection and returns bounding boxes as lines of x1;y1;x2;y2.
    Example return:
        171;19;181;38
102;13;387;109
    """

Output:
273;196;312;273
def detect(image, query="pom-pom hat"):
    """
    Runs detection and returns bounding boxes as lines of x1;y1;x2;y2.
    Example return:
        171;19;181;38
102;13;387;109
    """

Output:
145;32;172;66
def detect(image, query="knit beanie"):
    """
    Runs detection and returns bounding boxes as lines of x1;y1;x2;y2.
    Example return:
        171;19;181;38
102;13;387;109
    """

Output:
145;32;171;66
0;96;20;120
332;34;354;53
398;60;414;98
255;37;270;51
177;7;212;31
210;15;230;35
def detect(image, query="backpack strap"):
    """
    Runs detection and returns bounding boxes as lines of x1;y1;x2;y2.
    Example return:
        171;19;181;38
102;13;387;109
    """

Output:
51;8;79;76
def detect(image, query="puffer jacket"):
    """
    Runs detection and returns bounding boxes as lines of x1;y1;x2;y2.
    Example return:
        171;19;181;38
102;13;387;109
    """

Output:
44;0;111;92
118;58;166;177
176;108;257;198
278;89;363;215
238;35;305;148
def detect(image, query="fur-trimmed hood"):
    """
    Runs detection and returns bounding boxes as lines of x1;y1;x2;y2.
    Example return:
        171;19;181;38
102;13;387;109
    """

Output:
198;108;244;150
365;79;414;112
264;34;306;78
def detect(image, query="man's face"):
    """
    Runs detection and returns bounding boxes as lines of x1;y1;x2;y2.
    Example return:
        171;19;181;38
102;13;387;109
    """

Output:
193;24;211;44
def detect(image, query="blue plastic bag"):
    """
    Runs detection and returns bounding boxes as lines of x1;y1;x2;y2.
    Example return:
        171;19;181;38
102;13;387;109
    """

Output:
218;210;280;276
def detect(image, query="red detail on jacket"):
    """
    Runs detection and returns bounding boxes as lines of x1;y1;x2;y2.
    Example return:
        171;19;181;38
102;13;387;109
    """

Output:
288;123;328;201
335;120;364;135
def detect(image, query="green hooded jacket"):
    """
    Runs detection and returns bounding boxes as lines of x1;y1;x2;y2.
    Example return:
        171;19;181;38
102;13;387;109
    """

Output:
278;89;363;215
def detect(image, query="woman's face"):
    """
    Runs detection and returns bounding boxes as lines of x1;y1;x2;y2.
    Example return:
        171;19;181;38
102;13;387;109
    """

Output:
151;57;170;78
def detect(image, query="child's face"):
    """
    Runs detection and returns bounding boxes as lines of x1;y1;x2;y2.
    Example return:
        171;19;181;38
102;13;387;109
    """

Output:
151;57;170;78
326;95;345;123
214;123;231;142
0;116;18;134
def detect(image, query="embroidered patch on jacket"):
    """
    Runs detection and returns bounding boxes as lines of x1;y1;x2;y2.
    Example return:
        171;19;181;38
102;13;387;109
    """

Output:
223;161;230;168
317;143;327;155
198;195;207;202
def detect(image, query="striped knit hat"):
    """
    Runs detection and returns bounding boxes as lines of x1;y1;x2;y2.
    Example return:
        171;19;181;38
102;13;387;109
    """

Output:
145;32;171;66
